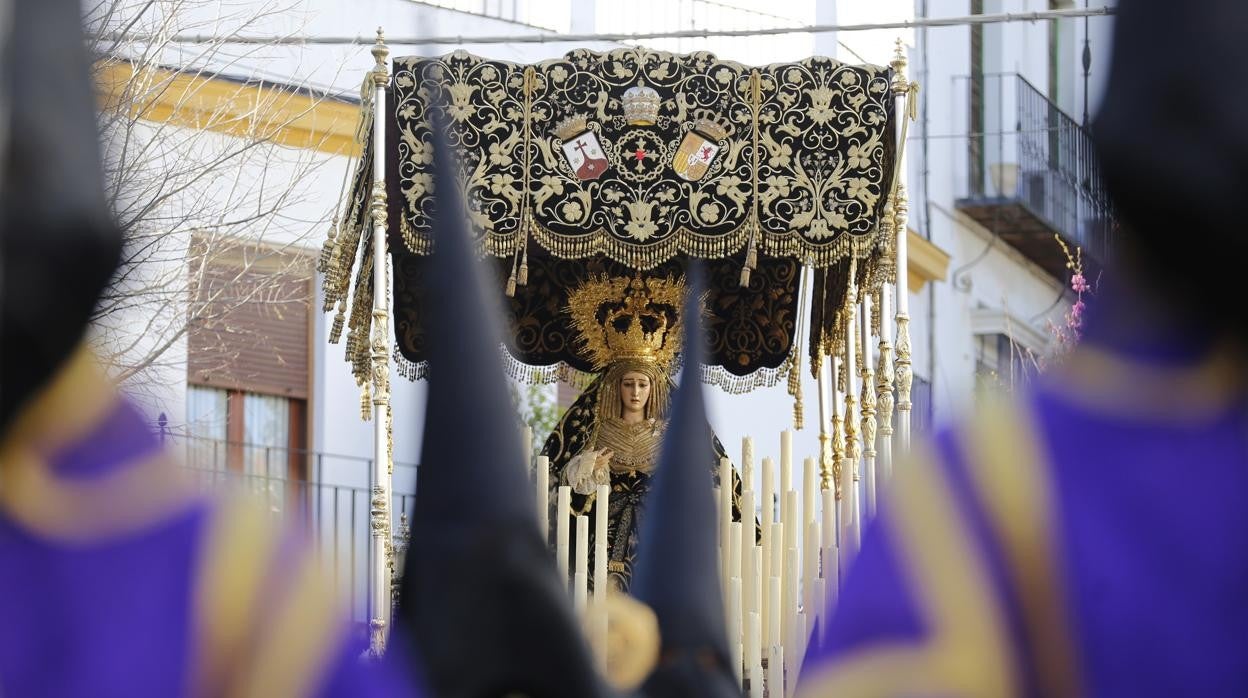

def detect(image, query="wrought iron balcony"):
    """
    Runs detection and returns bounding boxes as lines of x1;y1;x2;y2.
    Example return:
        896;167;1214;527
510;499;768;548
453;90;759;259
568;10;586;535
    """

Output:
175;435;418;630
953;73;1114;279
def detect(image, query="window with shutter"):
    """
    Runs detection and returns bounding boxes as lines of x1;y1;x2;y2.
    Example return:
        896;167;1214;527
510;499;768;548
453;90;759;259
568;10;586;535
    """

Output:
186;239;313;478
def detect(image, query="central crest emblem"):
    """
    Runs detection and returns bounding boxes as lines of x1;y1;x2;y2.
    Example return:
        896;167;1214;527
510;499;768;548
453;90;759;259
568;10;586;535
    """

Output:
672;115;731;182
554;114;609;181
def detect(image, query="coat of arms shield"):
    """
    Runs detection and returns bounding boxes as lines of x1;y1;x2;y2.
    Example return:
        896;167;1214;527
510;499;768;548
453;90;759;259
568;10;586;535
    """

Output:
672;130;720;182
559;130;610;181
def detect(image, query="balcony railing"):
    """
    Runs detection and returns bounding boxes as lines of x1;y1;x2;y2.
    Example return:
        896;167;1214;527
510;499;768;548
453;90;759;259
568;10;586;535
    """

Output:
953;72;1114;279
175;436;418;628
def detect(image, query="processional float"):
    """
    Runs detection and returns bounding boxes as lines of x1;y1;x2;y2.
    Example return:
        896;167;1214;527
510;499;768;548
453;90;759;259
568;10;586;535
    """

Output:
321;30;917;689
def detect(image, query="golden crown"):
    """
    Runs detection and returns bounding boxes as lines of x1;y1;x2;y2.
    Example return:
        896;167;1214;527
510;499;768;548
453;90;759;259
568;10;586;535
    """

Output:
553;113;589;141
567;274;687;370
622;80;661;125
692;110;732;141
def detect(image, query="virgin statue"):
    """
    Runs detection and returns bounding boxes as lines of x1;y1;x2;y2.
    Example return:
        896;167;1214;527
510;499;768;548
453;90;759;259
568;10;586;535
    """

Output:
541;274;745;591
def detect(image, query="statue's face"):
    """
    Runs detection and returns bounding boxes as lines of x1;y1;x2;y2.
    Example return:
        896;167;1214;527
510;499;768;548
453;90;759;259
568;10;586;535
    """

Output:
619;371;652;417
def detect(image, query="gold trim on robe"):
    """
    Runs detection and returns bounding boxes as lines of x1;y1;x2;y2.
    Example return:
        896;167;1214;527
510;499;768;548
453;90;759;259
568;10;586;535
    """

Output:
797;442;1020;698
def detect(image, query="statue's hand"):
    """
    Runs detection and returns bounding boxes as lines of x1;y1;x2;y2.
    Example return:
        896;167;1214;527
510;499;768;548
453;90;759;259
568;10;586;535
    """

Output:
594;449;614;471
568;450;600;495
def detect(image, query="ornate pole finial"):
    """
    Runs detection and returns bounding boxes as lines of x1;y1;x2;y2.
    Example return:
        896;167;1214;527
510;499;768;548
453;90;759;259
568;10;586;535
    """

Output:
371;27;390;87
890;38;908;95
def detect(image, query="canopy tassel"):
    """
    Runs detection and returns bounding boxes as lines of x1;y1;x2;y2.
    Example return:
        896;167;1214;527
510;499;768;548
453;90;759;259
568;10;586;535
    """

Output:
505;247;520;298
739;221;759;287
518;222;531;287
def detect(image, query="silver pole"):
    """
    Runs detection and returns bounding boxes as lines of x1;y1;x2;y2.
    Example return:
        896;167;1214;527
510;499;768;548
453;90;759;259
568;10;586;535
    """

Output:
841;258;860;557
891;39;914;457
367;28;393;658
859;291;877;519
816;348;833;492
875;278;896;493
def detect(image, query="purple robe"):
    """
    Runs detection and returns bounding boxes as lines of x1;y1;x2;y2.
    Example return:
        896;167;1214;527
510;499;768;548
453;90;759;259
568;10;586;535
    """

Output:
0;367;419;697
799;298;1248;696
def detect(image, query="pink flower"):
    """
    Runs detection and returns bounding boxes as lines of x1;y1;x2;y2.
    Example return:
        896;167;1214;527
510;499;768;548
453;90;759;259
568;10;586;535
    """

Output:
1071;273;1088;293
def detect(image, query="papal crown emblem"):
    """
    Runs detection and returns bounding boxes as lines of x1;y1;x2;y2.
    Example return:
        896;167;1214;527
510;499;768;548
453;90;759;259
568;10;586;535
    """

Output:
567;274;687;370
623;80;661;126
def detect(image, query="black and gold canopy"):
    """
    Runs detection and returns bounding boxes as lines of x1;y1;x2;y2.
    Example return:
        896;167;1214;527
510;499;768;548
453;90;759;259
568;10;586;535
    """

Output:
322;47;902;393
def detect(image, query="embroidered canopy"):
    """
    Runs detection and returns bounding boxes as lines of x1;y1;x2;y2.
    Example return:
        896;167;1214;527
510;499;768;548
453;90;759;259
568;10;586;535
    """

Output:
322;47;901;393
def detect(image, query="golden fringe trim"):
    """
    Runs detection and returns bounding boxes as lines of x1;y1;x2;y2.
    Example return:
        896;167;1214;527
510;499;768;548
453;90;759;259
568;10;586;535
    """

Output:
390;341;792;396
397;215;884;271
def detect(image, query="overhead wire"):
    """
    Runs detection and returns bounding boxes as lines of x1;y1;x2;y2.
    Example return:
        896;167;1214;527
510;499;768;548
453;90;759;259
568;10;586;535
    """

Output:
92;6;1115;48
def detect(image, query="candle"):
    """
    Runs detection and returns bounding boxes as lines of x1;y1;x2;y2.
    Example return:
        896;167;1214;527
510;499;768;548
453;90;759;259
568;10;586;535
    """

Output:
767;574;782;656
556;486;571;590
576;515;589;574
729;522;742;583
751;546;763;617
804;519;820;627
573;571;587;616
825;544;840;606
574;515;589;615
739;490;755;597
783;546;798;656
760;457;775;594
780;430;793;533
765;522;782;647
783;490;798;552
792;612;807;681
594;483;609;603
803;456;817;530
767;643;784;698
746;611;761;698
729;576;743;687
770;524;784;579
536;455;549;543
739;490;755;624
813;577;827;651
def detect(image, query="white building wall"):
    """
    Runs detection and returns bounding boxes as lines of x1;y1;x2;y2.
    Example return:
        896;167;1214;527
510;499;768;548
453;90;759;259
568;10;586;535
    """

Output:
910;0;1115;430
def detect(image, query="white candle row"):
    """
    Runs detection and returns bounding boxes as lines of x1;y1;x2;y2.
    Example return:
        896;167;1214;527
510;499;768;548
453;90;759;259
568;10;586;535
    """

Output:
722;433;850;698
531;426;862;695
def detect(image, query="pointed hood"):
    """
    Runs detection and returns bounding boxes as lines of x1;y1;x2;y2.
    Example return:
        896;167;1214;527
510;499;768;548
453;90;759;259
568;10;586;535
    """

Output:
1092;0;1248;340
631;265;738;697
397;114;607;698
2;0;122;434
409;117;530;527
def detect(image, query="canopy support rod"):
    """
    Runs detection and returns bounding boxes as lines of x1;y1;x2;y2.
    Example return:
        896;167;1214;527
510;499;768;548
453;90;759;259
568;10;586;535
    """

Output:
891;39;914;459
367;28;393;659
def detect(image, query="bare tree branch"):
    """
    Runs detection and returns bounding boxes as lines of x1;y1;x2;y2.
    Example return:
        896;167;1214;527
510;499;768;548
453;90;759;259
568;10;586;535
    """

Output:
89;0;356;401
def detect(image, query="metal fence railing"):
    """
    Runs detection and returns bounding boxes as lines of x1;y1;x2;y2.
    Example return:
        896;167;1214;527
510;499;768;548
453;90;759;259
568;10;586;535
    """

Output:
953;72;1115;265
175;436;418;625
